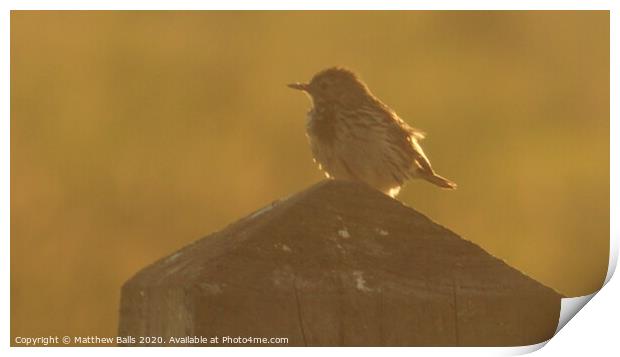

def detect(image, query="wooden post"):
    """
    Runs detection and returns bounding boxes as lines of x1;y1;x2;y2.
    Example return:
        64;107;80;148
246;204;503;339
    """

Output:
118;180;562;346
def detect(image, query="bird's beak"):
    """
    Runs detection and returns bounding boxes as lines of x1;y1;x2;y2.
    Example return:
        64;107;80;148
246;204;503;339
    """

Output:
287;82;309;91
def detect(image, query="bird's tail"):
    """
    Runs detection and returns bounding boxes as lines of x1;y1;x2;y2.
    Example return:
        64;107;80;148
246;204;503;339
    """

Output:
423;173;457;189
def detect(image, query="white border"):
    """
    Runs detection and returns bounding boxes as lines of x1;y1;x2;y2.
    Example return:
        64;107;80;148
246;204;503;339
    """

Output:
2;1;616;356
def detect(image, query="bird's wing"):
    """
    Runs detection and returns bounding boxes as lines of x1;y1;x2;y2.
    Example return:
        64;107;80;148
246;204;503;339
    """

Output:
400;119;426;140
410;138;434;175
383;112;434;175
390;111;426;140
373;100;433;173
407;126;426;140
390;114;433;171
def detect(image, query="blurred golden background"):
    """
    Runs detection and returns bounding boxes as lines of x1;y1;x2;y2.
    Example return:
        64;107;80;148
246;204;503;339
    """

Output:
11;11;609;341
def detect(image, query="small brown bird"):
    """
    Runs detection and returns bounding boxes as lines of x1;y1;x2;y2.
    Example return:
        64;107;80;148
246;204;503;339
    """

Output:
289;67;456;197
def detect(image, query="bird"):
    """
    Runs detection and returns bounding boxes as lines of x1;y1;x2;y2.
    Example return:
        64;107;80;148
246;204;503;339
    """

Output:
288;67;456;197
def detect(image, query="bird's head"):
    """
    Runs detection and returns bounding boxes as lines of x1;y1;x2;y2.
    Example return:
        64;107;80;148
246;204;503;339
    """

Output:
288;67;371;107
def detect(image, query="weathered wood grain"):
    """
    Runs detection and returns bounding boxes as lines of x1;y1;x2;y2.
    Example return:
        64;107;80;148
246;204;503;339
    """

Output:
118;180;562;346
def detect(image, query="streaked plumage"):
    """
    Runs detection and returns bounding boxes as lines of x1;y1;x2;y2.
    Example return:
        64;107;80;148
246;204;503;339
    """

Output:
289;67;456;197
